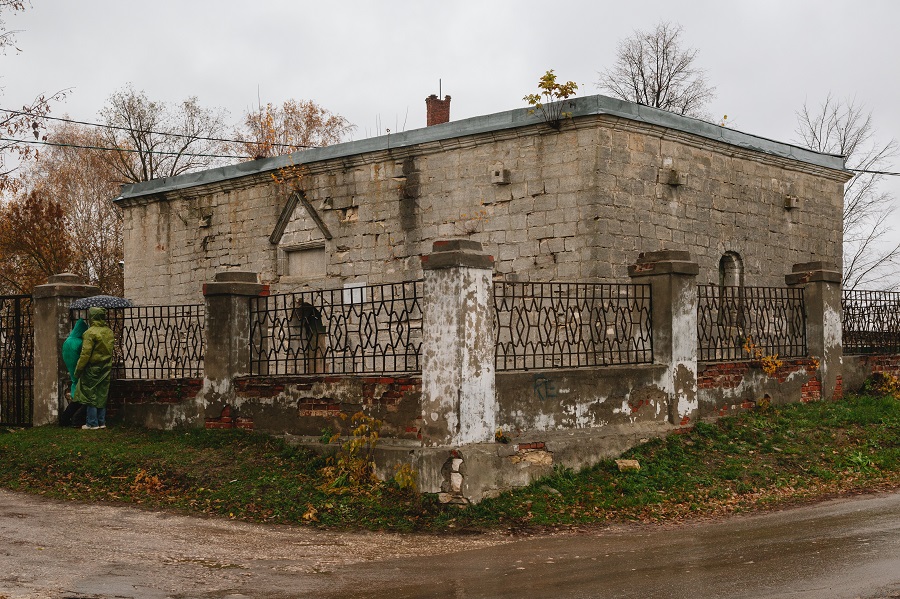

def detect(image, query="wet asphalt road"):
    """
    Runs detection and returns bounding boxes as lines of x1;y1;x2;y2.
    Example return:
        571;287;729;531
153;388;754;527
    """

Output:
1;488;899;598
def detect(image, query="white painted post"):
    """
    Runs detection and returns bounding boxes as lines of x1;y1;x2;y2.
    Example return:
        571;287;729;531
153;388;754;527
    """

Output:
420;240;497;446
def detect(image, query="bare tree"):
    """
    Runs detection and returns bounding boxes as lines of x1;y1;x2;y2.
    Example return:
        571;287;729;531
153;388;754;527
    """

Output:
0;1;66;192
99;84;232;183
598;21;715;118
796;95;899;290
234;99;355;160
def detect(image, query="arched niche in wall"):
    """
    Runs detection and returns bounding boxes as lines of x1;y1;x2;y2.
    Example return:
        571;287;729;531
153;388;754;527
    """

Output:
717;251;746;336
718;251;744;289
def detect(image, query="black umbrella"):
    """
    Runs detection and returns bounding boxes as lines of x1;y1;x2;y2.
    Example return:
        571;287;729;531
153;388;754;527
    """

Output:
69;295;134;310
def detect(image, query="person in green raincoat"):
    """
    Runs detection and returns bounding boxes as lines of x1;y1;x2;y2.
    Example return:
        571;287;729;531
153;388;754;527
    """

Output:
74;307;115;429
60;318;89;427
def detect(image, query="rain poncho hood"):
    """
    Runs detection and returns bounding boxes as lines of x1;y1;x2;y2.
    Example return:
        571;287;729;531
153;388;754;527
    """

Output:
62;318;89;399
73;307;115;408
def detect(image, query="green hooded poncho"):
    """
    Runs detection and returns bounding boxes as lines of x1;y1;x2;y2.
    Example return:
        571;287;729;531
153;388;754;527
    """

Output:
62;318;89;399
73;307;115;409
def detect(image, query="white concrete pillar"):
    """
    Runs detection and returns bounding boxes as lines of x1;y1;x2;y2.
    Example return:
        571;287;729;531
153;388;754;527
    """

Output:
420;240;497;446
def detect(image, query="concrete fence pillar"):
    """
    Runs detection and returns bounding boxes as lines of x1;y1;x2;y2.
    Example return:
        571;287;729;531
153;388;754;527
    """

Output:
628;251;700;425
31;273;99;425
201;271;268;415
420;240;497;446
786;262;843;400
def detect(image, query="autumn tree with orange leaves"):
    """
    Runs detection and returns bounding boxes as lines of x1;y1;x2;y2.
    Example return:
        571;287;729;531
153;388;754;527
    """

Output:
0;190;74;293
235;99;355;160
0;122;123;295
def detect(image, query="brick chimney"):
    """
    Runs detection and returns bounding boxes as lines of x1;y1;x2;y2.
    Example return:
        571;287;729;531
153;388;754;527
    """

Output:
426;94;451;126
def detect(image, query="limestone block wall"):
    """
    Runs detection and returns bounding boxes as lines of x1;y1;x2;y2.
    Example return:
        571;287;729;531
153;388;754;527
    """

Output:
120;114;846;306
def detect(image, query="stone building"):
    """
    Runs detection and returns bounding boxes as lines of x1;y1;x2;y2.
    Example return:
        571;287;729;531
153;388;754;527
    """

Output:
95;94;858;501
115;94;848;305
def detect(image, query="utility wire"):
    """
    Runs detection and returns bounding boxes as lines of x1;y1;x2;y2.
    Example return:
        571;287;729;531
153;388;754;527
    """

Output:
848;168;900;176
0;136;249;160
0;107;312;150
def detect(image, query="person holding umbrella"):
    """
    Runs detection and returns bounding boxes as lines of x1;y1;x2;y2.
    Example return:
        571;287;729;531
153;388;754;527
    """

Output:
74;306;115;430
60;318;89;427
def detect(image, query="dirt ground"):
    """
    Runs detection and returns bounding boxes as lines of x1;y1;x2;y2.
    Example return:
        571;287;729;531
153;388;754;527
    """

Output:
4;488;900;599
0;488;517;598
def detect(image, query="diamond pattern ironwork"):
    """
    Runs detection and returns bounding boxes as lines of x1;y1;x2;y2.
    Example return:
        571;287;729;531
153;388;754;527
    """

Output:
697;285;806;362
71;305;205;379
249;282;423;375
494;282;653;371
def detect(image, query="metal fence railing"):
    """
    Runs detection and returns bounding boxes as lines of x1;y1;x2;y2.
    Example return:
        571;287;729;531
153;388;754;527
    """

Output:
71;305;206;379
842;289;900;355
0;295;33;427
249;282;423;375
494;282;653;371
697;285;806;361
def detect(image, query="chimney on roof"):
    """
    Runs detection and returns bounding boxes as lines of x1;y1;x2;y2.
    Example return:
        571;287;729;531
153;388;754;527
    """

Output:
426;94;451;126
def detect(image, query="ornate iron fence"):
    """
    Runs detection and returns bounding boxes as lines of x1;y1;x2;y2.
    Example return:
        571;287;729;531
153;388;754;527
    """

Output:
0;295;33;427
494;282;653;371
250;282;423;375
71;305;206;379
697;285;806;361
842;289;900;355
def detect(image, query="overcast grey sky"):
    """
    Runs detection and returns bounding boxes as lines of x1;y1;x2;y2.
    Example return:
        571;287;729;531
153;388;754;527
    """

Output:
3;0;899;242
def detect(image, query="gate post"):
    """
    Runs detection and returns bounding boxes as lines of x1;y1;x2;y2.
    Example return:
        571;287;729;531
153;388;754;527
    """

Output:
420;240;497;446
200;271;268;417
32;274;99;426
629;251;700;426
786;262;843;400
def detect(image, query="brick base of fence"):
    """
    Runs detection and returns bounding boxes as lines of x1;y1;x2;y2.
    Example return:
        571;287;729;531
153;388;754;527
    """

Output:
109;378;203;407
698;358;823;417
232;375;423;440
842;354;900;395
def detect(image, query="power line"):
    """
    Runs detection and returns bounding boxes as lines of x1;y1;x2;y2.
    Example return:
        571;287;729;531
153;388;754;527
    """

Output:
848;168;900;176
0;107;312;150
0;136;248;160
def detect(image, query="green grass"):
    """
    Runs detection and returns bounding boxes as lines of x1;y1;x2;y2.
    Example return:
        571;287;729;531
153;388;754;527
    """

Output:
1;393;899;532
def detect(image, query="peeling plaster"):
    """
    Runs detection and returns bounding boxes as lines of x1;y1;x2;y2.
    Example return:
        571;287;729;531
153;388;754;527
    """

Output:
823;304;841;350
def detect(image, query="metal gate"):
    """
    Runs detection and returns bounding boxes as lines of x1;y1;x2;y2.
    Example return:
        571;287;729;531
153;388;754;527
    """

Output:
0;295;33;427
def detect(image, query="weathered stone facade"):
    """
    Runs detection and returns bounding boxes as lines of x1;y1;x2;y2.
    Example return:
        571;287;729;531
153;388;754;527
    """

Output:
116;95;848;305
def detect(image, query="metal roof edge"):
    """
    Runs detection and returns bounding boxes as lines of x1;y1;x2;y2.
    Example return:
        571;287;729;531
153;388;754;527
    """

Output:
115;94;847;201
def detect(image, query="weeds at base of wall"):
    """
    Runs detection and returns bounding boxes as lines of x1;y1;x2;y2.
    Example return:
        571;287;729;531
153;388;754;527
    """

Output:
319;412;382;493
313;412;419;509
863;372;900;399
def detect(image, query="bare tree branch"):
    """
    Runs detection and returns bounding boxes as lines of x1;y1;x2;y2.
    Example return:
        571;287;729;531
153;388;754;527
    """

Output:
796;94;899;290
0;2;67;192
598;21;715;118
99;84;231;183
233;99;355;160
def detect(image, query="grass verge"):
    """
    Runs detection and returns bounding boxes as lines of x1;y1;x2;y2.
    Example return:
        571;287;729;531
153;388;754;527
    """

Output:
0;393;898;532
